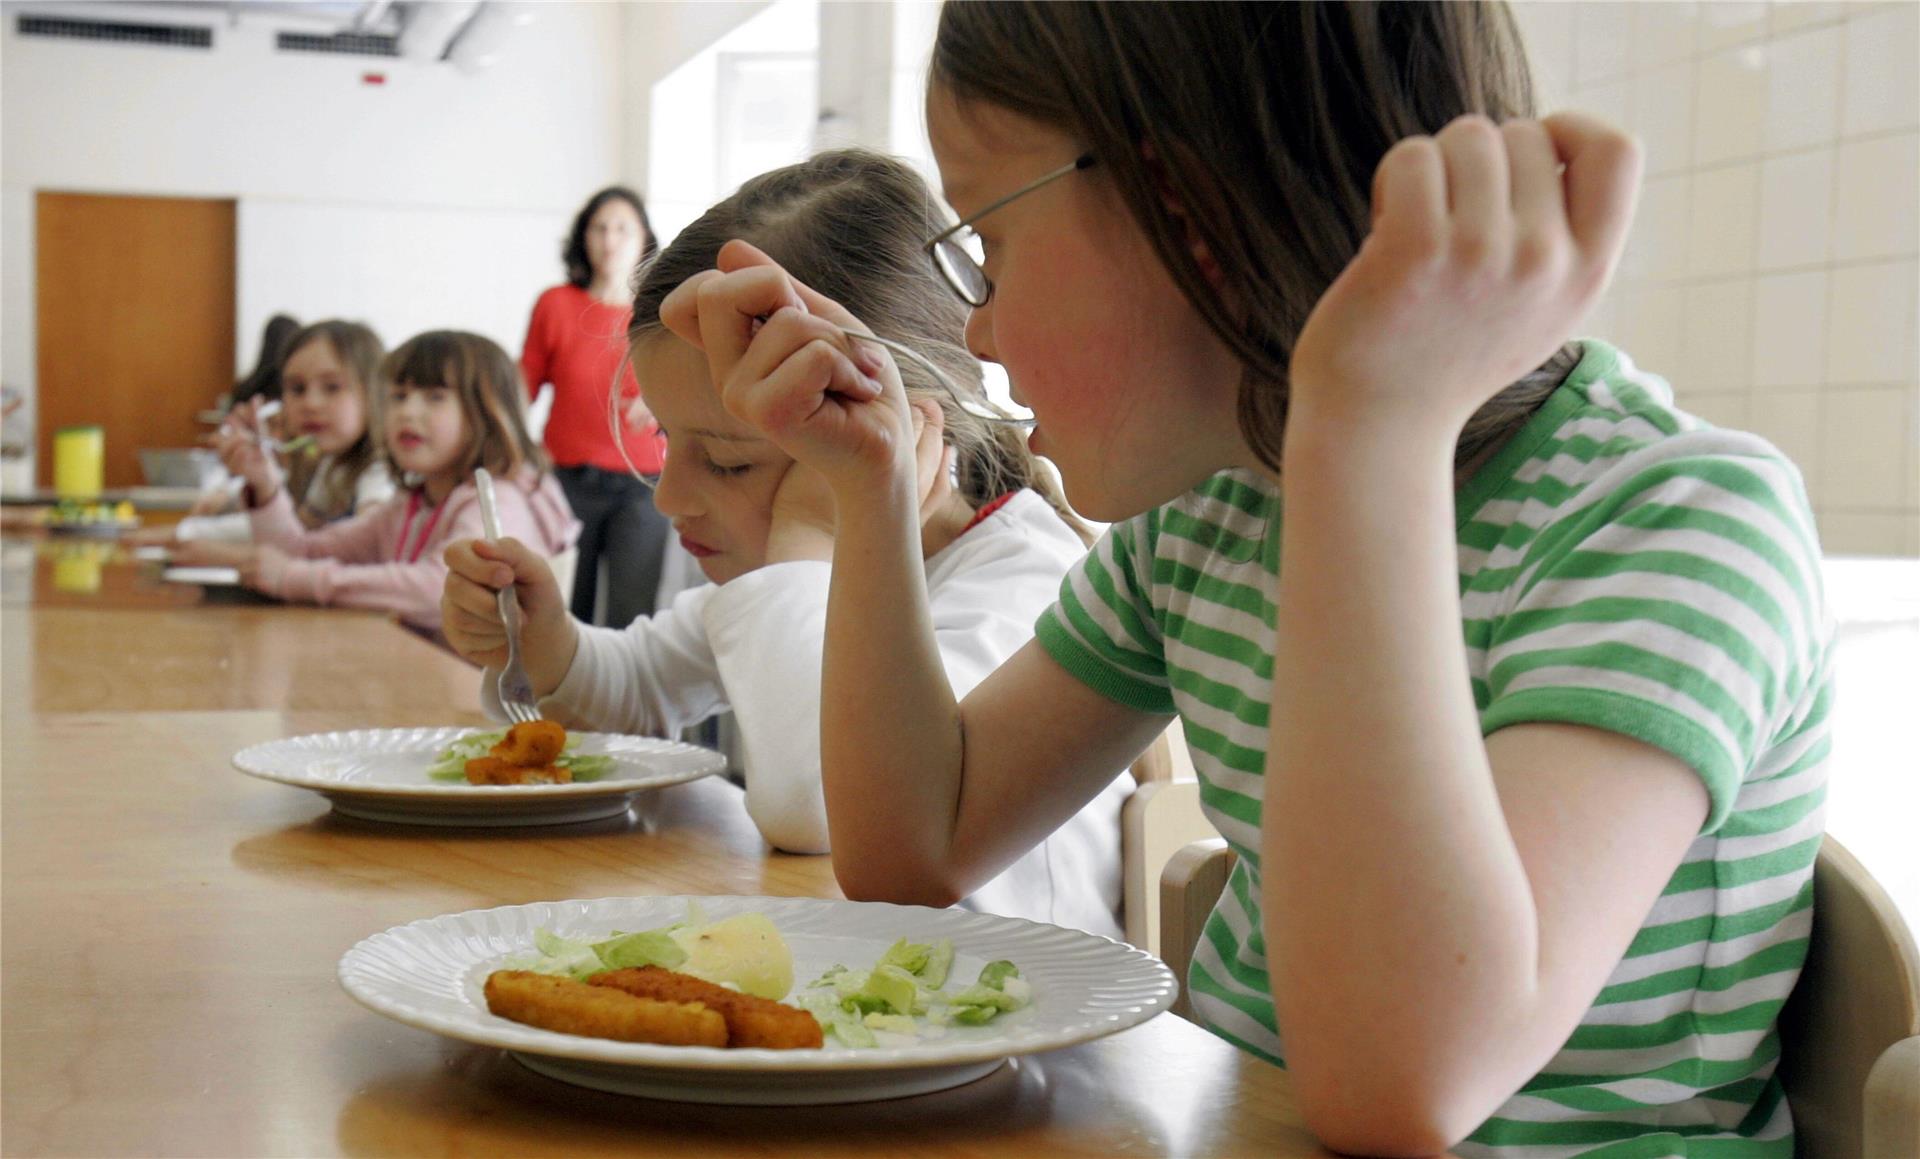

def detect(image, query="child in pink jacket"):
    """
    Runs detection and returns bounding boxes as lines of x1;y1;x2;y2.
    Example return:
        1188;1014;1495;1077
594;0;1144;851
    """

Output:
174;330;578;635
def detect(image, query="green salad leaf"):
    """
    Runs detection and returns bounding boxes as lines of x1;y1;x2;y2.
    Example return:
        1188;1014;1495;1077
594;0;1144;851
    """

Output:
793;939;1030;1047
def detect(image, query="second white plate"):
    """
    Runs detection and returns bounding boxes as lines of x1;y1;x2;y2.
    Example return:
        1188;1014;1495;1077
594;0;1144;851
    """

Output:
233;726;725;825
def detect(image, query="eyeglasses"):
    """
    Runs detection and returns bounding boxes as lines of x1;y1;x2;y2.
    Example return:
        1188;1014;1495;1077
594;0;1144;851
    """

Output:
924;153;1095;308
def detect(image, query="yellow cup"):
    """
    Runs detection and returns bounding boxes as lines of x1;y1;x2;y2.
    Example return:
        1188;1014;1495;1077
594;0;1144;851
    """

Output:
54;425;105;501
52;548;103;594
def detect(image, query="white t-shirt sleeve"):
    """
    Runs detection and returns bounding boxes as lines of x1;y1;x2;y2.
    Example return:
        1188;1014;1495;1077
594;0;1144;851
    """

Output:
480;582;729;736
702;561;834;854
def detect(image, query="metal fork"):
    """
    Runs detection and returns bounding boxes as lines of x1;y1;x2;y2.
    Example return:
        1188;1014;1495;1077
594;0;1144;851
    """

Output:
473;468;541;724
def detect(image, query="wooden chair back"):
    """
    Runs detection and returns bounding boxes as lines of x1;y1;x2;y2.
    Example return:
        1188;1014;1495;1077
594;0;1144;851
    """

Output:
1158;838;1235;1021
1121;779;1218;953
1776;837;1920;1158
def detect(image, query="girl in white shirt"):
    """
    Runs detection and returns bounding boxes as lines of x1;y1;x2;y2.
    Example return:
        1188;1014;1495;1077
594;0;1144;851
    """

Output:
441;150;1131;939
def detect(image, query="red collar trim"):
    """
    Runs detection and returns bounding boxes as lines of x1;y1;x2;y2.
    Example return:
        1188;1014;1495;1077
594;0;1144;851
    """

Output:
959;492;1016;535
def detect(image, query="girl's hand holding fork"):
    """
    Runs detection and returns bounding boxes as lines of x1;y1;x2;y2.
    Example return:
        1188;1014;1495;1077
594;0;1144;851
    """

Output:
440;537;578;697
209;399;284;507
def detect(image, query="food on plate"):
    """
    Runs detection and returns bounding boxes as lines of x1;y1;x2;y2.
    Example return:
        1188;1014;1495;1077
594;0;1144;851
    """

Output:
590;966;824;1049
484;970;726;1046
427;724;614;784
463;754;569;786
792;939;1033;1047
490;719;566;765
41;499;139;530
499;907;1031;1049
464;720;570;785
515;905;795;1001
670;911;793;1001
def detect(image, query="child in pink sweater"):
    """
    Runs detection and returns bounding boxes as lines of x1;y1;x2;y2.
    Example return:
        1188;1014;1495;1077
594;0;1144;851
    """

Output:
174;330;577;634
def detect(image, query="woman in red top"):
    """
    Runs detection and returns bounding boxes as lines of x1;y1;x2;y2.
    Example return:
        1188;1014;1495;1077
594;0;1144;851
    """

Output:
521;186;668;626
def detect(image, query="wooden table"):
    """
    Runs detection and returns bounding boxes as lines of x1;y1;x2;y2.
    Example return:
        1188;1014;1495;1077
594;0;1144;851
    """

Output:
0;545;1318;1158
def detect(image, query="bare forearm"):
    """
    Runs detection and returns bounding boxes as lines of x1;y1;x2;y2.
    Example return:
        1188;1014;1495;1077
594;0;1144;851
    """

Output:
1263;414;1545;1129
819;480;968;902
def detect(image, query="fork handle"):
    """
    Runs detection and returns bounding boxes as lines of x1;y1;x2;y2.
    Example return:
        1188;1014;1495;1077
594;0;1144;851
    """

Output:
474;467;503;541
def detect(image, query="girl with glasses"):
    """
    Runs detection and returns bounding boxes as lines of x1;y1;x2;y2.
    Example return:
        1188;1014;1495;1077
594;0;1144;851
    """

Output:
442;150;1132;940
668;2;1831;1154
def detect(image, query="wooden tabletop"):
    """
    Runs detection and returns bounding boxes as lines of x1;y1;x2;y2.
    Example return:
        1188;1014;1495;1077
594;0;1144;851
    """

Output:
0;550;1318;1158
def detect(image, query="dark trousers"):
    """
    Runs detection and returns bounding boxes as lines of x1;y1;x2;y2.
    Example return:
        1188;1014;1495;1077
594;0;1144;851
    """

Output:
555;465;670;628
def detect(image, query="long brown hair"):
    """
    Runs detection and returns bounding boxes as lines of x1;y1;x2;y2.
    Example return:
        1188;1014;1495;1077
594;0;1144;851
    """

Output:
931;1;1577;473
629;148;1088;538
280;319;385;528
378;331;548;486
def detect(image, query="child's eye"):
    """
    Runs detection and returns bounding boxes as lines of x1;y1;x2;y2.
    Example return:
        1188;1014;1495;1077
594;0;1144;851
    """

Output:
704;459;752;478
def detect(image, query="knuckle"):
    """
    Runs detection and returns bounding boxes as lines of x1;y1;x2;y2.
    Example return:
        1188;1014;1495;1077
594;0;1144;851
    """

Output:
1512;233;1568;281
1448;229;1500;275
1441;113;1501;145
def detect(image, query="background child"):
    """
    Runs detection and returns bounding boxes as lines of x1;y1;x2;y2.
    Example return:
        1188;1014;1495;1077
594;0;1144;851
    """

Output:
175;330;577;636
664;3;1831;1154
442;151;1133;940
168;320;395;543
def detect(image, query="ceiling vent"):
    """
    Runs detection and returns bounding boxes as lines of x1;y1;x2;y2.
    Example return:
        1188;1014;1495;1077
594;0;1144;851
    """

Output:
15;12;213;49
276;29;398;58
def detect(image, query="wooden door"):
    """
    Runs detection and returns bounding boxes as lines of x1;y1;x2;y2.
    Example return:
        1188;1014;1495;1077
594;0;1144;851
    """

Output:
36;192;235;488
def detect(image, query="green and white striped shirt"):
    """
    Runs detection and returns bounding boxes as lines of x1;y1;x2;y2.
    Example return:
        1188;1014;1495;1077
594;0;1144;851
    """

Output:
1036;340;1832;1156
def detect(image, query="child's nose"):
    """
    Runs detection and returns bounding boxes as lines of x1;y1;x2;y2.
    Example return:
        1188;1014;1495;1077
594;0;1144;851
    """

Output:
649;462;695;519
964;301;998;365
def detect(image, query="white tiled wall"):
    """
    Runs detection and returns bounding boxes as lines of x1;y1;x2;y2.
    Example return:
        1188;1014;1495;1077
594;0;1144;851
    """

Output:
1515;1;1920;557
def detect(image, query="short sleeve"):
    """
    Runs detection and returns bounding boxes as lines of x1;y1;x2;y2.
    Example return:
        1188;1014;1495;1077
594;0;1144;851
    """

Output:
1034;514;1177;714
1479;446;1829;833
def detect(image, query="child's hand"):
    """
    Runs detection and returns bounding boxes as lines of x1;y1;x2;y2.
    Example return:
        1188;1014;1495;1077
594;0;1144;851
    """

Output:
440;537;577;697
187;486;238;518
765;461;837;563
661;240;917;501
1288;112;1641;437
209;400;283;503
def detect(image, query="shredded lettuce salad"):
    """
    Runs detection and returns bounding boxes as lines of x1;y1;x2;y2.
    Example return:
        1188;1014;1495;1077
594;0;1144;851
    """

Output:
790;938;1032;1047
427;728;615;782
504;905;1030;1048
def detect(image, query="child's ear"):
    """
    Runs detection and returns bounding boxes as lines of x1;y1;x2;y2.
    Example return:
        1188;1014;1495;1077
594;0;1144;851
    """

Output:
1142;143;1227;292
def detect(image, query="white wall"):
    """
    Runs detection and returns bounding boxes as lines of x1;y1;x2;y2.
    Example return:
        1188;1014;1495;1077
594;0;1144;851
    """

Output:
642;0;816;244
0;0;627;456
1514;0;1920;558
620;0;775;222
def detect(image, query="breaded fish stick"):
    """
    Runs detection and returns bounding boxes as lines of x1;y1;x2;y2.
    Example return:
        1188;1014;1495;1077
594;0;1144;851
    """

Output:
590;966;824;1050
464;756;570;786
492;720;566;766
484;970;726;1046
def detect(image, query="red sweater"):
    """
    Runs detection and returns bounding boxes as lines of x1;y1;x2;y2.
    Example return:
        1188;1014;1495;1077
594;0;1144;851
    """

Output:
520;284;665;474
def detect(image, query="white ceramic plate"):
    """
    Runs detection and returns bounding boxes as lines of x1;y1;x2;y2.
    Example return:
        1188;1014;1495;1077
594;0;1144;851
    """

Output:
233;726;725;826
162;565;241;585
338;894;1176;1104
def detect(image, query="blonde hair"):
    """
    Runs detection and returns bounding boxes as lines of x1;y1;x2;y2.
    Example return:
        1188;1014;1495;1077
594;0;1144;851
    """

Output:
629;148;1090;541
